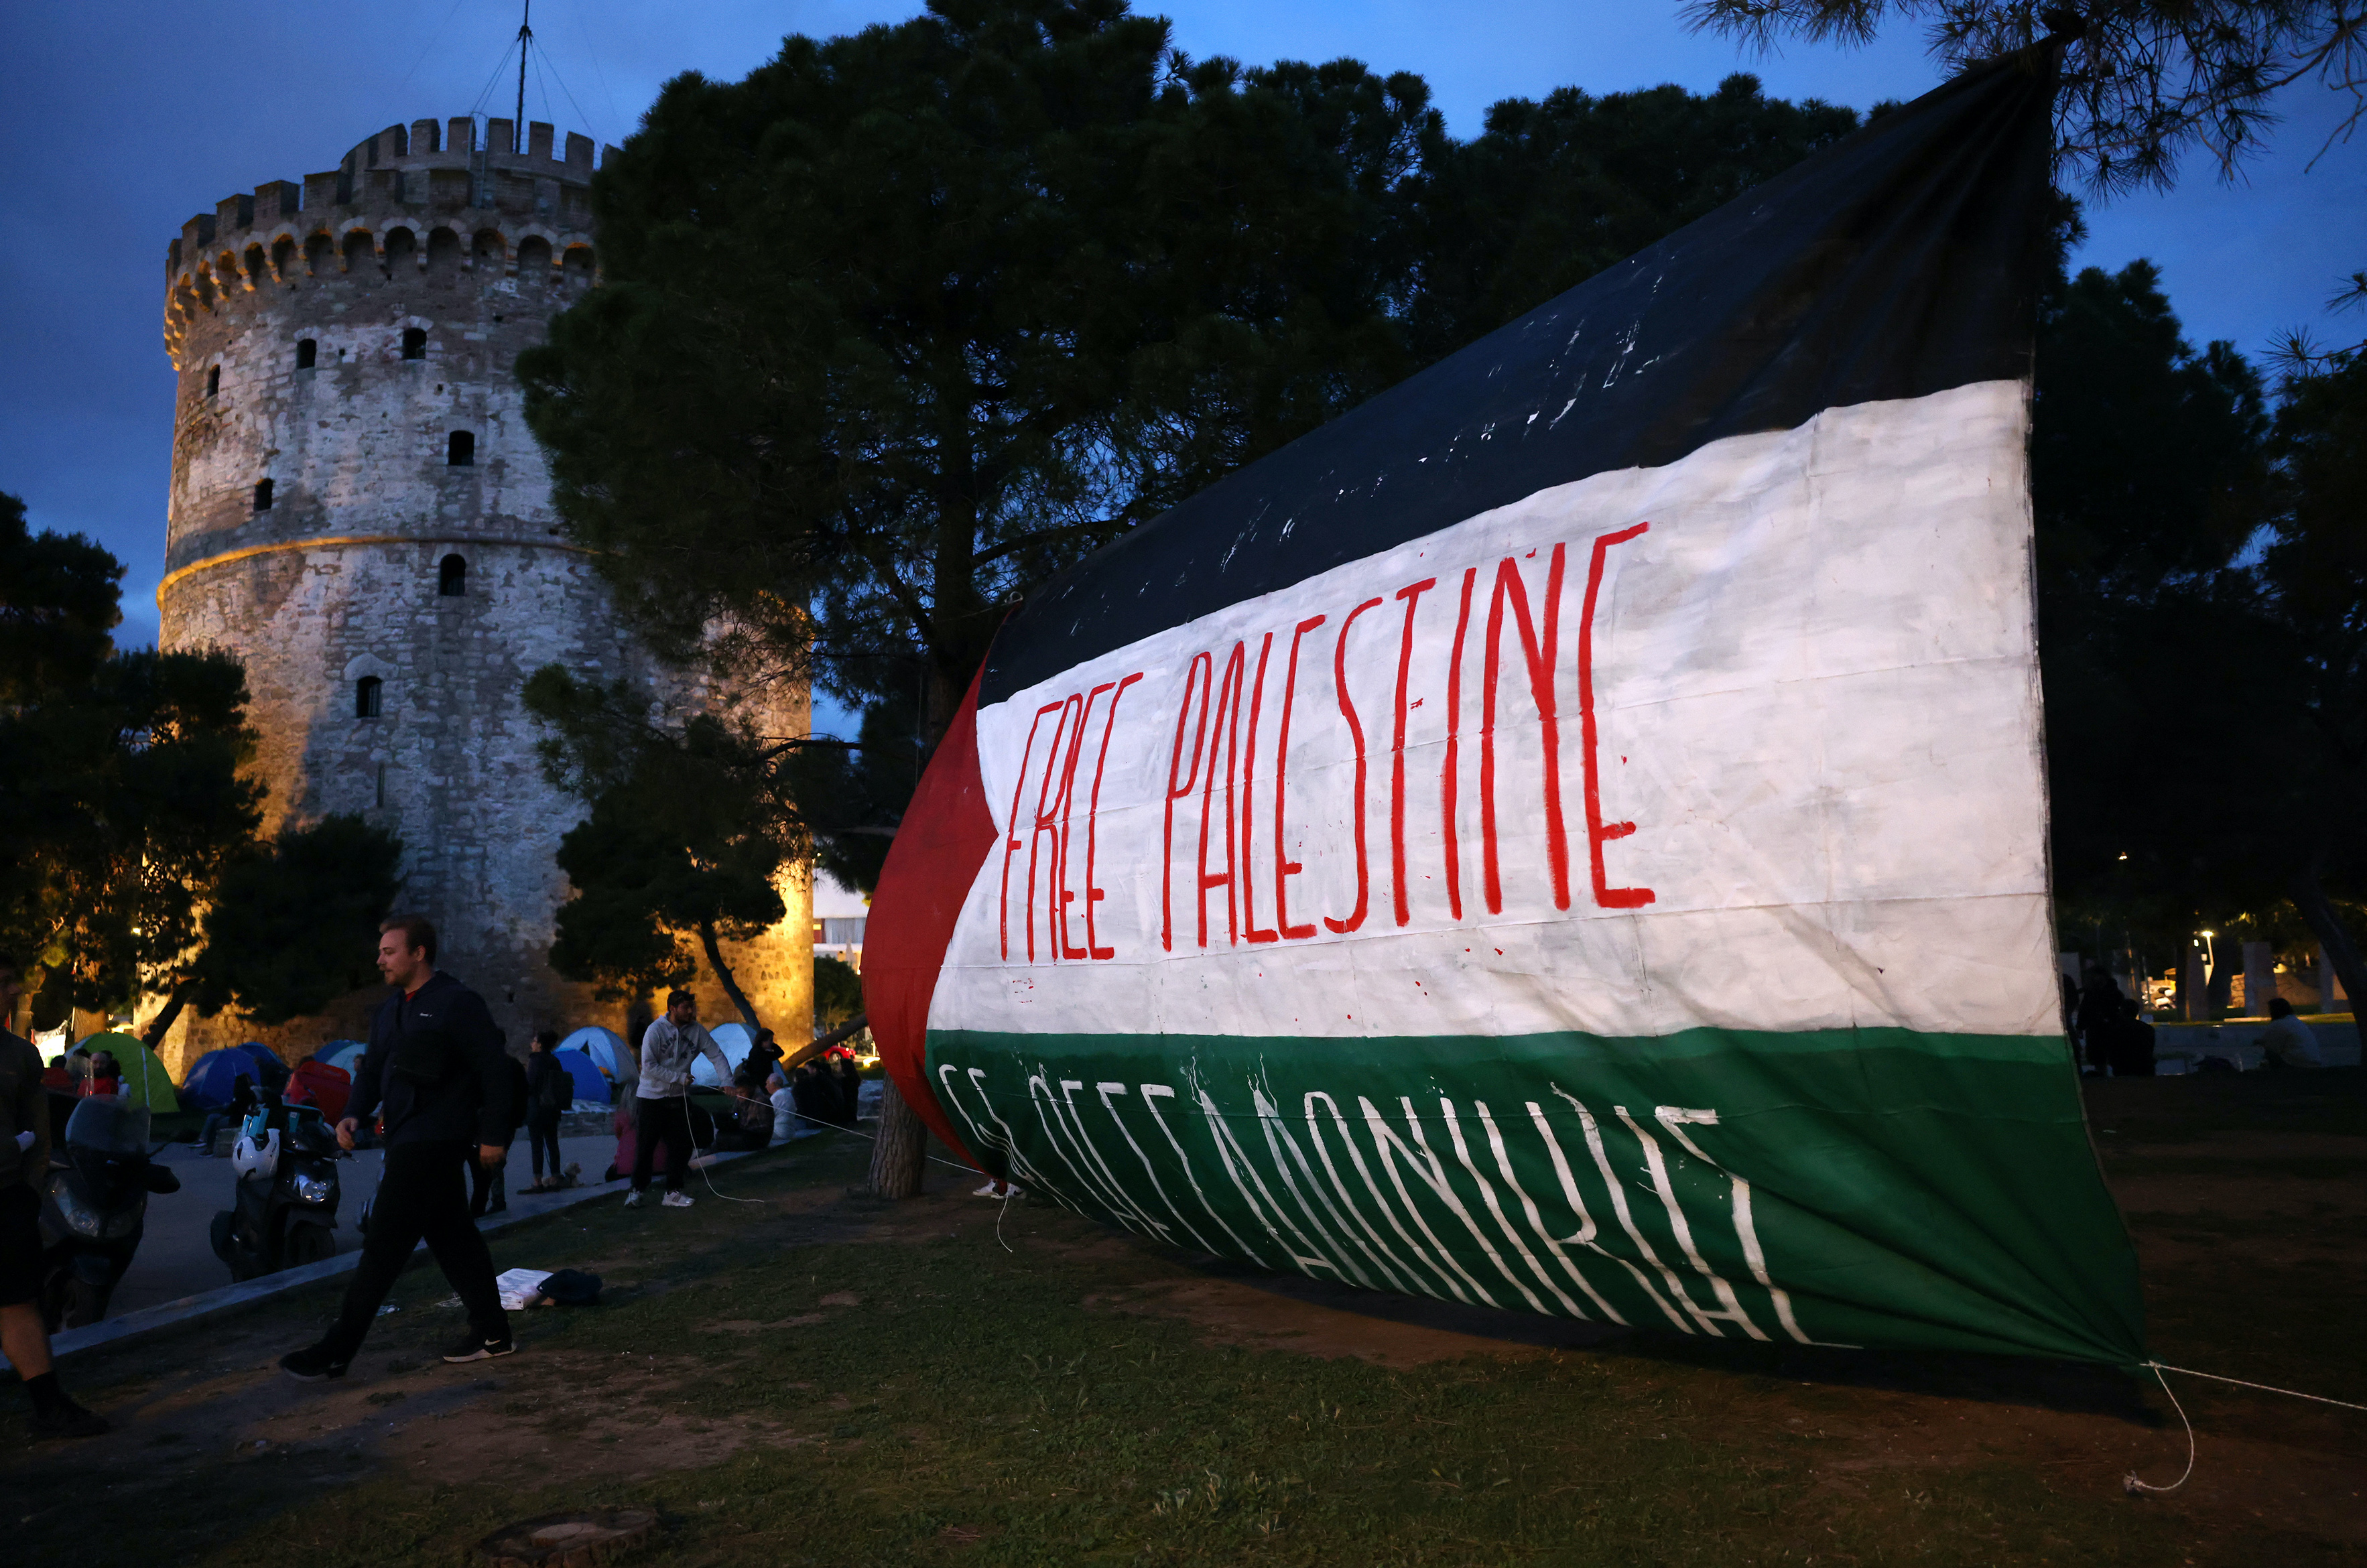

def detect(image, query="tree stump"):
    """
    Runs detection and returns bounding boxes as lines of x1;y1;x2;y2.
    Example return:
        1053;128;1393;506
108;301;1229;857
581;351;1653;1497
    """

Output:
867;1075;927;1198
476;1508;656;1567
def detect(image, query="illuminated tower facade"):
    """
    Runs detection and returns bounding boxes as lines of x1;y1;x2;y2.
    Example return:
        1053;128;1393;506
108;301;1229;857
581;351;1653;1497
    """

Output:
156;116;811;1067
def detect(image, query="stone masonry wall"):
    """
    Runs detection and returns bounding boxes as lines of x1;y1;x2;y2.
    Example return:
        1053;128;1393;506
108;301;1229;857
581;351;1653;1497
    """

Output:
155;116;811;1076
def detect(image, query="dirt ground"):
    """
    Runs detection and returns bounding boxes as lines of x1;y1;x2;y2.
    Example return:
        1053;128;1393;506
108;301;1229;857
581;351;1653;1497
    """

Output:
2;1071;2360;1567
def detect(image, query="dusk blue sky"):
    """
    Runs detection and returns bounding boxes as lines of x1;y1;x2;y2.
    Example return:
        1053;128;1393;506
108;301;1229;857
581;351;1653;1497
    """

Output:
5;0;2361;683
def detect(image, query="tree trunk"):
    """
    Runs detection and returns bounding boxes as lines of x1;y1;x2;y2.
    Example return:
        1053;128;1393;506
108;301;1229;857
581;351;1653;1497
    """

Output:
779;1012;867;1073
696;920;763;1029
2287;864;2367;1049
867;1075;928;1199
140;981;194;1050
857;483;974;1201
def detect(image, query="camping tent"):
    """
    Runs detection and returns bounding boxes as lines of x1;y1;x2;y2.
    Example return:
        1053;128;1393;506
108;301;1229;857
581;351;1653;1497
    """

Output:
72;1031;178;1116
182;1048;260;1110
287;1057;352;1122
317;1040;369;1076
557;1026;626;1082
234;1041;290;1091
551;1048;611;1106
694;1021;755;1086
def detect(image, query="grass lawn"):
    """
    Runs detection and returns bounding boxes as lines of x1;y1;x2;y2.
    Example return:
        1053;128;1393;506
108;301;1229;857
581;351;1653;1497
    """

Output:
2;1071;2359;1567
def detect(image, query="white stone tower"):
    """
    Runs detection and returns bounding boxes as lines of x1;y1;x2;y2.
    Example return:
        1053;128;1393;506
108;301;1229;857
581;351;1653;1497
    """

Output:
157;116;812;1071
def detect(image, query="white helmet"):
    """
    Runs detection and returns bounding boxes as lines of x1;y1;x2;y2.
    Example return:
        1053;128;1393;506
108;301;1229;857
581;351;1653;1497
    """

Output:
232;1127;280;1181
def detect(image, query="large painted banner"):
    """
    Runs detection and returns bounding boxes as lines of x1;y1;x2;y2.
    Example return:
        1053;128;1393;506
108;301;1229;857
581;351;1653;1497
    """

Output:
867;46;2147;1366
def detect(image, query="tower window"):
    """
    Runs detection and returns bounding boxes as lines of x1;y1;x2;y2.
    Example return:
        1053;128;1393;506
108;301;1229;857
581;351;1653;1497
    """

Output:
446;430;474;466
355;676;383;719
206;366;220;397
253;478;273;512
401;328;426;361
296;338;317;369
438;553;467;596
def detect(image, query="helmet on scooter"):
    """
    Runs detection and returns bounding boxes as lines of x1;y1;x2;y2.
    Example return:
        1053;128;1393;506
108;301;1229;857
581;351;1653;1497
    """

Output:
231;1127;280;1181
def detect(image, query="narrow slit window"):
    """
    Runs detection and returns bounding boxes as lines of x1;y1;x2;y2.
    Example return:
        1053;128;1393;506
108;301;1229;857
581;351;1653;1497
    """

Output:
401;327;426;361
355;676;383;719
206;366;220;397
253;478;273;512
446;430;474;466
296;338;317;369
438;553;466;596
375;763;387;807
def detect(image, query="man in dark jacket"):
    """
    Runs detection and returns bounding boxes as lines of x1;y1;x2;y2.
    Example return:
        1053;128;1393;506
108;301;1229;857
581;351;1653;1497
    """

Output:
522;1031;570;1191
1;952;109;1439
280;916;515;1380
469;1049;529;1218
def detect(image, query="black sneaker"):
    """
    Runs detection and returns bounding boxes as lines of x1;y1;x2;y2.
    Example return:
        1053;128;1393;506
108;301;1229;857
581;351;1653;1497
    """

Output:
29;1401;110;1441
440;1334;516;1364
279;1344;350;1382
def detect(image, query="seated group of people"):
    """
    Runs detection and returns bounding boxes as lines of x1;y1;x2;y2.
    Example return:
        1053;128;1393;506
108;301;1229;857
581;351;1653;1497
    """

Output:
2075;965;2331;1073
713;1038;867;1151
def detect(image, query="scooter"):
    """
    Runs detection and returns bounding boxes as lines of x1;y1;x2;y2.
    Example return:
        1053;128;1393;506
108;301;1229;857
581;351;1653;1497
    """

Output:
36;1097;182;1331
209;1098;343;1283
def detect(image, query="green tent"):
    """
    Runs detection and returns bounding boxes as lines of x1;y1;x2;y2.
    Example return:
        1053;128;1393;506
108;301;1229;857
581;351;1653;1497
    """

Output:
75;1031;180;1116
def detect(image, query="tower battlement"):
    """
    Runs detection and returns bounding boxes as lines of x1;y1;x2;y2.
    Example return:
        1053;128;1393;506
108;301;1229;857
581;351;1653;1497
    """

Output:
149;113;814;1073
163;117;616;367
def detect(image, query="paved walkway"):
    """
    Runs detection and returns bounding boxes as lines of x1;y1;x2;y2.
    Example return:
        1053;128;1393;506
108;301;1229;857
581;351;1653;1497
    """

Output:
113;1132;625;1315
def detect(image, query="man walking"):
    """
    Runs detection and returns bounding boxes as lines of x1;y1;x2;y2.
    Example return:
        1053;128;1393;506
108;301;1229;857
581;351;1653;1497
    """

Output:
280;917;516;1380
0;953;109;1439
630;990;730;1210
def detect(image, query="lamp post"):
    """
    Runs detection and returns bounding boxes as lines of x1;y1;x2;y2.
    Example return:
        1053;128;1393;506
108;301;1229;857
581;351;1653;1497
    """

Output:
2187;929;2218;1023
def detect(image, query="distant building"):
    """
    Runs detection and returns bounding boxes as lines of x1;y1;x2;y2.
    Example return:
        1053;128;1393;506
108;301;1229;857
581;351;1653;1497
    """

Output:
155;115;812;1069
812;871;869;973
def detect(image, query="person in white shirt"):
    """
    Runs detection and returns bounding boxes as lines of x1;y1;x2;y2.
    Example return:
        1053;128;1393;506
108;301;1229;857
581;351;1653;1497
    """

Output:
628;990;730;1208
2258;998;2324;1068
767;1071;818;1142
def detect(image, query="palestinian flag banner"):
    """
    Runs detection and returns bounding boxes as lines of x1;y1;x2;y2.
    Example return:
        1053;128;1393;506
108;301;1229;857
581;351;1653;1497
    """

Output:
867;45;2147;1365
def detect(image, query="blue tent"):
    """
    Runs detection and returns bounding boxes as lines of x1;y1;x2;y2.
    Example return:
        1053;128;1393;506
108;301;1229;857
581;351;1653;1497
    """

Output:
694;1021;755;1087
551;1048;611;1105
182;1047;261;1110
557;1026;626;1081
318;1040;369;1076
235;1041;290;1090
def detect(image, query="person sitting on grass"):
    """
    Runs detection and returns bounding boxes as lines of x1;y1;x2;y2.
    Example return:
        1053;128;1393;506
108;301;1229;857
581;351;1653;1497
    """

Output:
2109;996;2156;1077
828;1049;863;1127
790;1059;836;1135
2259;997;2324;1069
711;1046;777;1154
767;1071;815;1143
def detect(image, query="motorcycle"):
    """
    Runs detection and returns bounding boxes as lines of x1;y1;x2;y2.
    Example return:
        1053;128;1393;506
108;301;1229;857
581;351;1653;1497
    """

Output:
209;1098;344;1282
37;1097;182;1331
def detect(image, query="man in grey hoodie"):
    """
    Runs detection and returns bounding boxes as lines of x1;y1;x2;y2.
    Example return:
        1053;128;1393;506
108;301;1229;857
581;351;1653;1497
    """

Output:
629;990;730;1210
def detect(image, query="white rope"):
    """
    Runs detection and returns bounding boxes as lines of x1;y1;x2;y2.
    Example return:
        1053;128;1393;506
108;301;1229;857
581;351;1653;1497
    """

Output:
664;1086;765;1207
2122;1360;2367;1496
2123;1362;2195;1494
705;1083;980;1173
2145;1360;2367;1413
